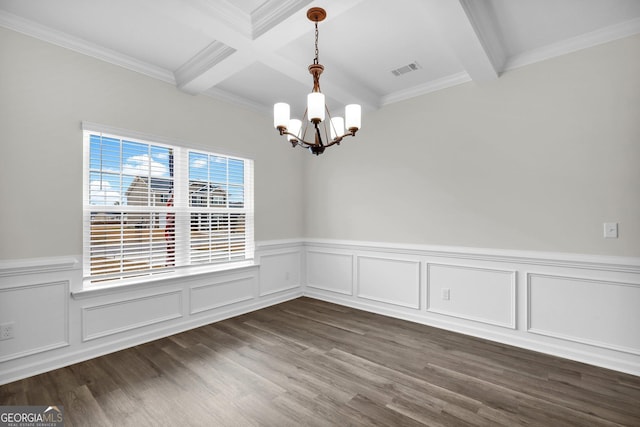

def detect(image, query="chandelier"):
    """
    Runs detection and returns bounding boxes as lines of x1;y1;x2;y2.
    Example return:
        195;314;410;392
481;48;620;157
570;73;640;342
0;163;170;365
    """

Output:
273;7;361;155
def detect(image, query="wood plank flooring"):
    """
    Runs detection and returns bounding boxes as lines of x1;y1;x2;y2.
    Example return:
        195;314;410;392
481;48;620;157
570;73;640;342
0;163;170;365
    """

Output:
1;297;639;426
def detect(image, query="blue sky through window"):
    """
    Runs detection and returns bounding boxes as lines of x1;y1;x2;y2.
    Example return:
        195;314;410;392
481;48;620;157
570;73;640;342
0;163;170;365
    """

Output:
89;134;172;206
189;152;245;208
90;134;244;207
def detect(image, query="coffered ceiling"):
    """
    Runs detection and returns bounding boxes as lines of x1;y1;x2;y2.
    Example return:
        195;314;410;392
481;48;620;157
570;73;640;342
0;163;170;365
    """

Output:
1;0;639;116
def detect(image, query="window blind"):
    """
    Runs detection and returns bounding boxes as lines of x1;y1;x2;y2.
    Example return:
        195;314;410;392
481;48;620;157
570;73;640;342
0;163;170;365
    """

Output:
83;127;254;283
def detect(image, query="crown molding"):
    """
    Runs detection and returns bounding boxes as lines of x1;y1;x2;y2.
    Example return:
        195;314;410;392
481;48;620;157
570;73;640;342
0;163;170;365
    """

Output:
381;72;471;106
203;86;270;114
504;16;640;71
174;41;237;93
384;16;640;106
0;256;80;278
0;10;175;84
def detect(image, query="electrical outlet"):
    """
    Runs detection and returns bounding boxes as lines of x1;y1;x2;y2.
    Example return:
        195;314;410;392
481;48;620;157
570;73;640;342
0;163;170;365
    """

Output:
0;322;14;340
442;288;450;301
604;222;618;239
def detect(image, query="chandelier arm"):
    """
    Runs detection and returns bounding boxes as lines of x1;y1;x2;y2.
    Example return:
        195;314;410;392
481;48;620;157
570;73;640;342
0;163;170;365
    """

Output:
321;131;356;149
277;130;317;148
279;129;357;150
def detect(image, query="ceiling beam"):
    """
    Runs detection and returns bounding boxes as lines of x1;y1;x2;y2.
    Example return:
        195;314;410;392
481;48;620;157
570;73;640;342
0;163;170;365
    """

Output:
173;3;312;93
426;0;505;82
171;0;374;108
174;41;237;94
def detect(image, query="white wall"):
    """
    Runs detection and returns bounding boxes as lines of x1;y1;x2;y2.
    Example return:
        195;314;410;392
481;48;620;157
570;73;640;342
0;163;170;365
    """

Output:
0;26;308;385
299;33;640;376
1;27;639;384
0;26;305;260
304;34;640;257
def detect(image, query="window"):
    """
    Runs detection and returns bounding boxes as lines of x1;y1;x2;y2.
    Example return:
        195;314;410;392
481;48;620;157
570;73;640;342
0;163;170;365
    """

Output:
83;124;254;283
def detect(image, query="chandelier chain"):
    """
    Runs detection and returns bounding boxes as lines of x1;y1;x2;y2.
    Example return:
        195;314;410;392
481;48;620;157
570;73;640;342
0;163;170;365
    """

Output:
314;22;319;65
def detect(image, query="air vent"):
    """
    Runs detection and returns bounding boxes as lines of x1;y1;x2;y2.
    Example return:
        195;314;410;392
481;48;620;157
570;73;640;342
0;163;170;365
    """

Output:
391;61;422;77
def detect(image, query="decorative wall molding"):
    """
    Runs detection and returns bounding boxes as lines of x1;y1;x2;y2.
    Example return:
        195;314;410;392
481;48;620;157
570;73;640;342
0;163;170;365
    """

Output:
0;256;79;279
190;275;255;314
356;255;421;310
1;239;639;385
303;239;640;377
0;288;302;386
257;250;301;296
426;263;516;329
81;290;183;342
0;281;69;363
256;239;305;250
527;273;640;356
0;240;303;386
303;238;640;274
306;250;354;295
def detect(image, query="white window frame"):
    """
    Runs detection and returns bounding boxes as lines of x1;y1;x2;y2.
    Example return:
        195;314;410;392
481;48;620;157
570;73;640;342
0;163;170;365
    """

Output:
82;122;254;286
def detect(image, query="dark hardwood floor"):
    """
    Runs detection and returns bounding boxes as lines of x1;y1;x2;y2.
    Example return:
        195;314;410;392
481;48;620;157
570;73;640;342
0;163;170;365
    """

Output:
2;297;639;426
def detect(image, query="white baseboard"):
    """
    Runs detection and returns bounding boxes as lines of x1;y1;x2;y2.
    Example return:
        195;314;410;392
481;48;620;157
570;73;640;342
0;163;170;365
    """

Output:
305;289;640;377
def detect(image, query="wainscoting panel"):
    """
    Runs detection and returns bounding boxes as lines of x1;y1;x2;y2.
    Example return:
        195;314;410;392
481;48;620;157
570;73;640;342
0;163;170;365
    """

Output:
190;274;255;314
302;239;640;376
306;250;354;295
258;250;301;296
427;263;516;328
82;291;183;341
0;281;69;363
528;274;640;355
0;245;303;386
357;256;421;309
2;241;640;385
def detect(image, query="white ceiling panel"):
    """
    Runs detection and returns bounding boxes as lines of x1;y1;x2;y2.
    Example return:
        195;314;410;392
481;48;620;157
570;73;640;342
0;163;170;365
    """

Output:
228;0;268;15
489;0;640;57
215;61;311;114
0;0;214;70
279;0;465;97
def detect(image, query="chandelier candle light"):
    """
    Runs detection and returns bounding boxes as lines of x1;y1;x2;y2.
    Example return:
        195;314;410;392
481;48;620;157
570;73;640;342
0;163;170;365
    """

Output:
274;7;361;155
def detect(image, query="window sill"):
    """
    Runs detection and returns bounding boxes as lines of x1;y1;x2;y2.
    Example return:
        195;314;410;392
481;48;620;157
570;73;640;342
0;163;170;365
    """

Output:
72;260;259;300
